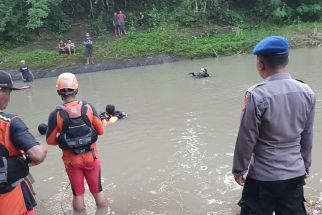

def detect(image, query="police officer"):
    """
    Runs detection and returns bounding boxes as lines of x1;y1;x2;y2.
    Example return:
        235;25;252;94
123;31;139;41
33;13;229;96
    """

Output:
232;36;316;214
0;70;47;215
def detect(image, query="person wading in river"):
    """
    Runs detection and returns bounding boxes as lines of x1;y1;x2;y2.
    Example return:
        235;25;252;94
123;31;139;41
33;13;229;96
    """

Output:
46;72;107;211
232;36;316;214
0;70;47;215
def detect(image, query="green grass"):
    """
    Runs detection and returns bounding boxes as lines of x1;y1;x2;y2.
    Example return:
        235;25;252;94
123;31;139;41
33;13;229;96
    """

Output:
1;22;322;70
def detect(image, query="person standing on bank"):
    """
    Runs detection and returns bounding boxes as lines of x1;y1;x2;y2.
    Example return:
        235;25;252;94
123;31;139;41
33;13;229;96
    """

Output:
0;70;47;215
19;60;34;82
117;11;127;35
83;33;94;65
232;36;315;214
46;72;107;211
112;12;120;36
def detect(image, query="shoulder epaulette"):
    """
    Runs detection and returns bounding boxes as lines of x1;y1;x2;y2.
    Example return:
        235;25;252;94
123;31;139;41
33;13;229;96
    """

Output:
295;79;305;83
247;82;265;92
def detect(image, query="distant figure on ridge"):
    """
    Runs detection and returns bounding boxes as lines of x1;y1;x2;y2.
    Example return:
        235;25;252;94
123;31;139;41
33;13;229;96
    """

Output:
112;12;120;36
137;12;145;28
117;11;127;36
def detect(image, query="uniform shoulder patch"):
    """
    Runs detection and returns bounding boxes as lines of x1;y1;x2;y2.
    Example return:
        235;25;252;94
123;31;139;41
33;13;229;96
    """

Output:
242;91;251;113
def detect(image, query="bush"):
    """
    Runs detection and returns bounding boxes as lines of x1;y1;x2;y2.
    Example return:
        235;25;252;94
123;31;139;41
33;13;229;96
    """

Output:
147;7;165;28
296;3;322;21
46;10;71;35
91;12;108;36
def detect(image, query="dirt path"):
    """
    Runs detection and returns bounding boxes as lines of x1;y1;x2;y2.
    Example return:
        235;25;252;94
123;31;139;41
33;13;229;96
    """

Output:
15;23;90;52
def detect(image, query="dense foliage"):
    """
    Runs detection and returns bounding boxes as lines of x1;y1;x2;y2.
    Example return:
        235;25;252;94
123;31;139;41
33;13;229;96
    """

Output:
1;0;322;45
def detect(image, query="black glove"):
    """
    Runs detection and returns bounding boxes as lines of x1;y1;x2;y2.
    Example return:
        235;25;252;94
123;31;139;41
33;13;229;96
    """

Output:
114;111;127;119
99;112;107;120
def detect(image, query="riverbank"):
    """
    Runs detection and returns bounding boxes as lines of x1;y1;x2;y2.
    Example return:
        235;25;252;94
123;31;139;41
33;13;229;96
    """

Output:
1;22;322;80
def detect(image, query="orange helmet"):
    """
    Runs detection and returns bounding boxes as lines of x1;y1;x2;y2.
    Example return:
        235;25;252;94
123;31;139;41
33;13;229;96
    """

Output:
56;72;79;91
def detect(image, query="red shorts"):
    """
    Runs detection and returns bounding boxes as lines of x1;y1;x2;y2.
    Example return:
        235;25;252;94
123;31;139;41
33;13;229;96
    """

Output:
65;159;102;196
21;209;36;215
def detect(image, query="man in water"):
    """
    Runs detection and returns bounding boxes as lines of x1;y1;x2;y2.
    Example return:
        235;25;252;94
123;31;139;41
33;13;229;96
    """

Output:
188;67;209;78
99;104;127;126
46;72;107;211
19;60;34;82
232;36;315;214
0;70;47;215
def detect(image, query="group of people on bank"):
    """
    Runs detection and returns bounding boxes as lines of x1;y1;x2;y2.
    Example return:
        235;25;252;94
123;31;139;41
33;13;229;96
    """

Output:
112;10;127;36
0;35;317;215
58;39;76;55
112;11;145;37
57;33;93;65
54;11;145;65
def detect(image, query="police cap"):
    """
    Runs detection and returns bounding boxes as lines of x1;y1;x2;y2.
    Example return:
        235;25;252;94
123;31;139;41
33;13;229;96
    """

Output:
253;36;289;55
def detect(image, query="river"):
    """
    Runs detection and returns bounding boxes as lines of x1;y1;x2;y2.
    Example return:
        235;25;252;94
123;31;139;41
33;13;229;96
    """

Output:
7;47;322;215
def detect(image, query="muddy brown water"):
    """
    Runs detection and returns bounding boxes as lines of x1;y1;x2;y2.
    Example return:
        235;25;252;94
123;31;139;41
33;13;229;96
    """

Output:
7;47;322;215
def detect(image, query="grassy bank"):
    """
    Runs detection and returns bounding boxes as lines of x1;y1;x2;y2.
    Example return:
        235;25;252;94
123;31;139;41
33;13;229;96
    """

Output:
1;22;322;70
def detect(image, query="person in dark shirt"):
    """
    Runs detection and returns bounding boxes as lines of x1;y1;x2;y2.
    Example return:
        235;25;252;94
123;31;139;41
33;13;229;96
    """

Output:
83;33;94;65
99;104;127;126
19;60;34;82
137;12;145;27
188;67;210;78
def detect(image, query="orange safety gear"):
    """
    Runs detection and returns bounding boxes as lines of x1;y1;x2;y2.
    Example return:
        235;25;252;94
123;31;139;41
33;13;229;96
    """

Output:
47;101;104;166
0;113;37;215
56;101;98;155
56;72;79;91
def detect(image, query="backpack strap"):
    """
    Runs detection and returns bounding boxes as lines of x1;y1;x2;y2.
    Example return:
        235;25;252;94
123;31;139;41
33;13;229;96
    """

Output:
79;101;93;128
56;105;71;134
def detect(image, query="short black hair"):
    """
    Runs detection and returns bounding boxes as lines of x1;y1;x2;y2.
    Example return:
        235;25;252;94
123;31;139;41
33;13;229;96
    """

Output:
259;53;289;69
106;104;115;115
38;123;48;135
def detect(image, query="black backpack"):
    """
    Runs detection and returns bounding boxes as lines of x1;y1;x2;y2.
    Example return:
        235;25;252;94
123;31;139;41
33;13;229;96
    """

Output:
57;101;98;155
